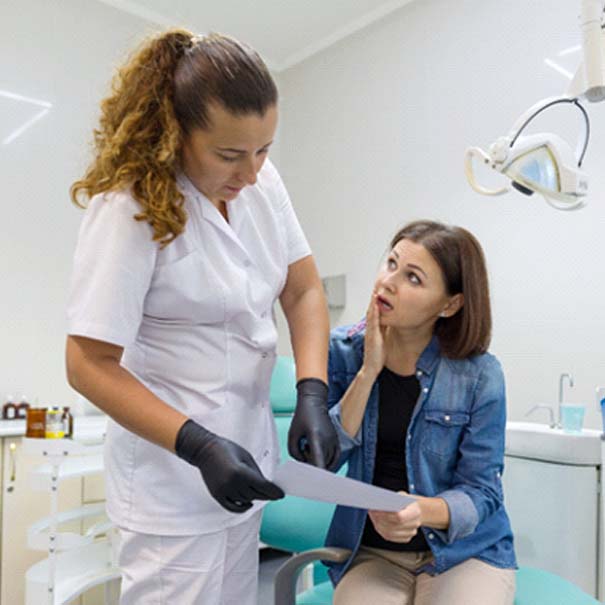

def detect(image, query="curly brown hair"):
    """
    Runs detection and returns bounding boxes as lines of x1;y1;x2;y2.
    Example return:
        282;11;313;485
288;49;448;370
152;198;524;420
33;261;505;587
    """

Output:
70;29;278;247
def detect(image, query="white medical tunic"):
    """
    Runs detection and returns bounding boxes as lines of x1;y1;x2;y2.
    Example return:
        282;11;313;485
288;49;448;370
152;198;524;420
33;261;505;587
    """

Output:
67;160;310;535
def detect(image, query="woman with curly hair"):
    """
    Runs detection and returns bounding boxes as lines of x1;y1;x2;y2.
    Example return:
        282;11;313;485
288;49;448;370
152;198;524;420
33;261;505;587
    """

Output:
65;29;338;604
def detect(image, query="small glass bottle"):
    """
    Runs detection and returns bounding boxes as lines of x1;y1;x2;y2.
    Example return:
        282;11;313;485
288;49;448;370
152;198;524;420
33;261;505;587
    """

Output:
45;407;65;439
2;395;17;420
62;407;74;439
17;395;30;419
26;408;47;438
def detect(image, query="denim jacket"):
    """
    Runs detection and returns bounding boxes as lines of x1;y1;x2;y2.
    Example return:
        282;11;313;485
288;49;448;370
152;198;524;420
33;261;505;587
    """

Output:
325;323;517;585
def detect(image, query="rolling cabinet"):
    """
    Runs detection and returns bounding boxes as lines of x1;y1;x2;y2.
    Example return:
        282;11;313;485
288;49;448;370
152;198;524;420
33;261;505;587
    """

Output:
0;437;82;605
22;438;118;605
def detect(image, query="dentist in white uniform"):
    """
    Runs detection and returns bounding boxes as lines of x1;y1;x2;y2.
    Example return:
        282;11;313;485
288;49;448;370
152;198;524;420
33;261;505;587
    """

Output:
65;29;339;605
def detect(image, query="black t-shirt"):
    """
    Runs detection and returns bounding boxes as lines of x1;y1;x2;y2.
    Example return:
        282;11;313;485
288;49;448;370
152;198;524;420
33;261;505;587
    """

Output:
361;367;430;552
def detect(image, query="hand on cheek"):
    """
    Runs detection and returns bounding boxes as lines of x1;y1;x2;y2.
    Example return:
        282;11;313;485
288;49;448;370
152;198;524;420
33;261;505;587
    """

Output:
368;501;423;543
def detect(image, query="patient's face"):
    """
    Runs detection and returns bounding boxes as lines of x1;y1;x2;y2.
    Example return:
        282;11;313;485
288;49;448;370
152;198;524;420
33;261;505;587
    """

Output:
373;239;451;332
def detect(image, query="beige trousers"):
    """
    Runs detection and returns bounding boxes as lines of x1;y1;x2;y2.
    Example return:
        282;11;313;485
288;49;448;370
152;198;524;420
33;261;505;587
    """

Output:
334;546;515;605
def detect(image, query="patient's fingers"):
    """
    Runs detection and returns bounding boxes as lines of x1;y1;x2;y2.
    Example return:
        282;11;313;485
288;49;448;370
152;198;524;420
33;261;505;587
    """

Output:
368;510;418;543
369;506;421;529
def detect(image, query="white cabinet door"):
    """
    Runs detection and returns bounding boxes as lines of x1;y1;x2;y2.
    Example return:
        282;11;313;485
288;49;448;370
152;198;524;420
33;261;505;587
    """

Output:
0;437;82;605
503;455;599;596
81;473;113;604
81;505;117;605
83;474;106;504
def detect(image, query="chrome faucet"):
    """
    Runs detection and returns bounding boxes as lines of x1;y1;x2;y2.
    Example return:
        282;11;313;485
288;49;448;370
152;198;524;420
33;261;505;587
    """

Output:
558;373;574;428
525;404;556;429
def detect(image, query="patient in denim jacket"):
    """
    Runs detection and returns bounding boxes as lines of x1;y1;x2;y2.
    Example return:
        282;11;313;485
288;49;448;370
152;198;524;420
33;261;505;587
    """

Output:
325;220;517;605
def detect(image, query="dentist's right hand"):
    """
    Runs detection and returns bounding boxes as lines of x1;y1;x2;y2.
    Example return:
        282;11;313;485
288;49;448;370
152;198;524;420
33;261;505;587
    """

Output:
175;419;284;513
362;292;388;379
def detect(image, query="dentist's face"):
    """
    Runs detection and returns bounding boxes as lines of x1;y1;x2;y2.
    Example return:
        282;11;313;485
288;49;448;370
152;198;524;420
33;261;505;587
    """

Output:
181;102;277;207
373;239;460;331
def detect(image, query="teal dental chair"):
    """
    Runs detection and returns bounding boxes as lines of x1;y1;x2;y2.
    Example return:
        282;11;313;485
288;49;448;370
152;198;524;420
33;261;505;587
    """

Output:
263;356;601;605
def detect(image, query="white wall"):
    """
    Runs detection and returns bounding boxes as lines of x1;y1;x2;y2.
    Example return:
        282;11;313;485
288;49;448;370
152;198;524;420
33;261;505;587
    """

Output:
276;0;605;427
2;0;604;427
0;0;161;406
0;1;288;410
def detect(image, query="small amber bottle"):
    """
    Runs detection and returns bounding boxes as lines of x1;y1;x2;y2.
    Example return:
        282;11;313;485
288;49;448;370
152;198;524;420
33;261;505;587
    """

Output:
26;408;47;438
2;395;17;420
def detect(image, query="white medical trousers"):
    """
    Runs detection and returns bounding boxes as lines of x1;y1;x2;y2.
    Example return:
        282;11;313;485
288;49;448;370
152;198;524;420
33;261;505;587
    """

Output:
117;510;263;605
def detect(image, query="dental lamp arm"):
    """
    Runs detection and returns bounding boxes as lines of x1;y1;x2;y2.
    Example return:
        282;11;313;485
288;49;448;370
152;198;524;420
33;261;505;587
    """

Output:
506;96;590;165
568;0;605;101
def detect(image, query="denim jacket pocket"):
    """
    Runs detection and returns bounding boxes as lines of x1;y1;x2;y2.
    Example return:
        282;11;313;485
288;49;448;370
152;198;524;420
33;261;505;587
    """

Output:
421;410;470;458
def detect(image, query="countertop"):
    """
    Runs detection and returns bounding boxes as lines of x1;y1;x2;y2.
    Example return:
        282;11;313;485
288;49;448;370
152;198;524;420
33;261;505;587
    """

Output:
0;415;107;439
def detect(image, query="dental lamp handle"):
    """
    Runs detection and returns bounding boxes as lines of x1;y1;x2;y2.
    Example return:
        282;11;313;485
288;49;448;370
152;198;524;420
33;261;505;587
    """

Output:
464;147;510;196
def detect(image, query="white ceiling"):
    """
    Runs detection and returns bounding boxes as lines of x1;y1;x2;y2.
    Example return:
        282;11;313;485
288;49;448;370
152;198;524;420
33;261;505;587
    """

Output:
97;0;416;72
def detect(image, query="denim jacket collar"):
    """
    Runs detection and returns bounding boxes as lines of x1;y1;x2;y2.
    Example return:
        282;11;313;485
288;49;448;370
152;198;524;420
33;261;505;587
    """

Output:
416;334;441;376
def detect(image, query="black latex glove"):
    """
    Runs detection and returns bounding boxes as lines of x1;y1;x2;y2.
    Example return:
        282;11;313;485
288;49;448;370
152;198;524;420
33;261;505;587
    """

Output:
175;419;284;513
287;378;340;470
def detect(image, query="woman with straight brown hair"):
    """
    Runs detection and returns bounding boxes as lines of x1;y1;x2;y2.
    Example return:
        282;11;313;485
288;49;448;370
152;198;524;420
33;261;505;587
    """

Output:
325;220;517;605
65;29;338;604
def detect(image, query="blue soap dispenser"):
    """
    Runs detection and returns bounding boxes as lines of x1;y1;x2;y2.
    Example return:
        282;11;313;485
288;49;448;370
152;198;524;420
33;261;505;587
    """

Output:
597;387;605;439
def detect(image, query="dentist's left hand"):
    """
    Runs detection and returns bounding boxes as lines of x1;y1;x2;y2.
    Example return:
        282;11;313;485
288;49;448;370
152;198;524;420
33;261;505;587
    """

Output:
287;378;340;470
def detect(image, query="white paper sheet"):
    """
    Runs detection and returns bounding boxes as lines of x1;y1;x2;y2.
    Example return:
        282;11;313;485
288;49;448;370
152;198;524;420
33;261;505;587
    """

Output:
272;460;415;512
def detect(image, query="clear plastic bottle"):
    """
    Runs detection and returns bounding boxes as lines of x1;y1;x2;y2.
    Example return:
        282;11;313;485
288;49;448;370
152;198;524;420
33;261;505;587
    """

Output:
45;407;65;439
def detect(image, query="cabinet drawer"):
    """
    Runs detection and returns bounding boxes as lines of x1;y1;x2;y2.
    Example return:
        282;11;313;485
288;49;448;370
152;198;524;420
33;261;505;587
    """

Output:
83;474;106;502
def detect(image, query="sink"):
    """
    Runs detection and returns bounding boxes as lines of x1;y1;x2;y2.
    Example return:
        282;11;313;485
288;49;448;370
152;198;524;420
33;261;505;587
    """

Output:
505;421;602;465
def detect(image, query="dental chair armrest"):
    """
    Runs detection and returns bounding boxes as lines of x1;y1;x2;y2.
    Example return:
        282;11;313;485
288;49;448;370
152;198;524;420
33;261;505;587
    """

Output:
274;547;351;605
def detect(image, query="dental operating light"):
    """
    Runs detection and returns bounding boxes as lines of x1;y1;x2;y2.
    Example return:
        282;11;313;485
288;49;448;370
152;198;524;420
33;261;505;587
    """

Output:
465;97;590;210
465;0;605;210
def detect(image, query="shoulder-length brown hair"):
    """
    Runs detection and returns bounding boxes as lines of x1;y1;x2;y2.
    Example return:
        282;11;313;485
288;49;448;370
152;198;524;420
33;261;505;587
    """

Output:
390;220;491;359
70;29;277;247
